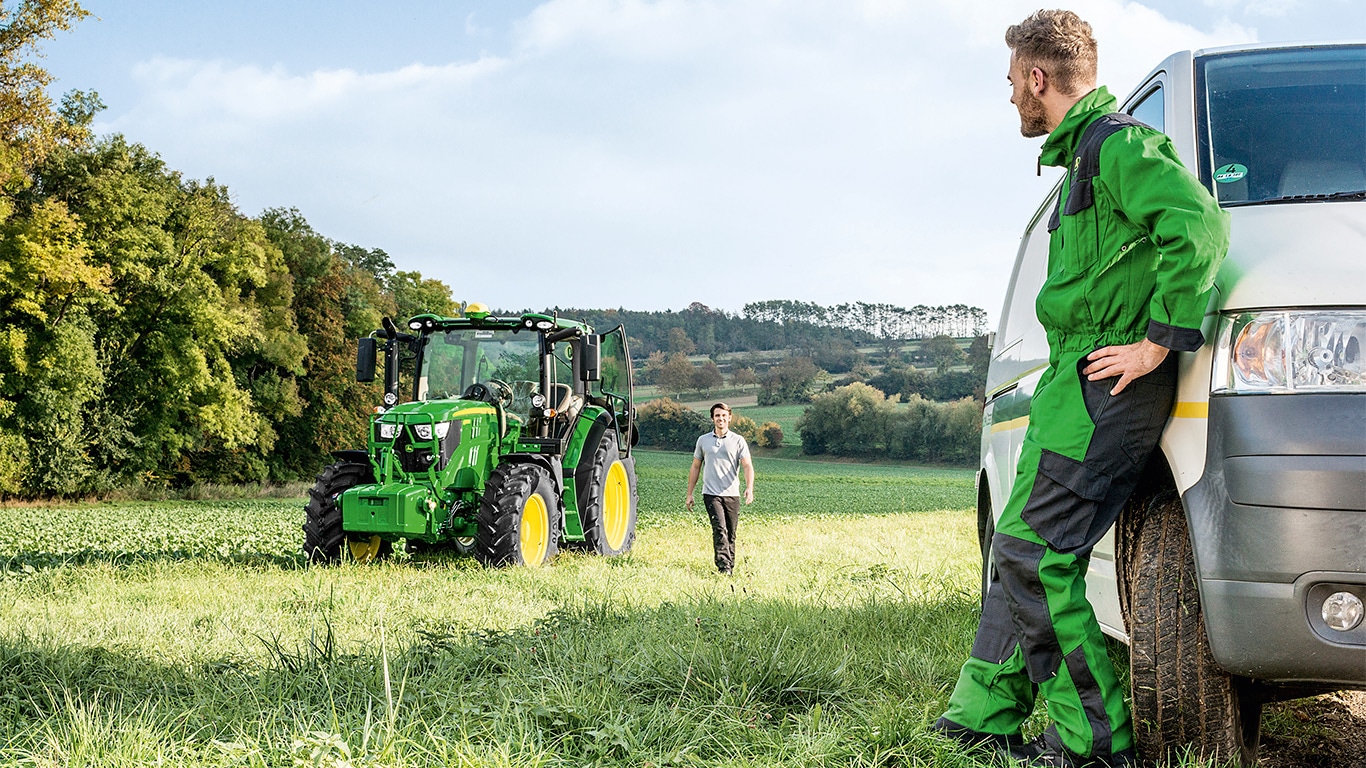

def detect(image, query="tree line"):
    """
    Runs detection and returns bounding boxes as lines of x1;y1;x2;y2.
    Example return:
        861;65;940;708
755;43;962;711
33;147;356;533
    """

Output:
528;299;988;361
743;300;988;340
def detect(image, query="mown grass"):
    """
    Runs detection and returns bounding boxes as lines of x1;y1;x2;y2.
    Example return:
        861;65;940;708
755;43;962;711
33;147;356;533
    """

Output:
0;451;1279;767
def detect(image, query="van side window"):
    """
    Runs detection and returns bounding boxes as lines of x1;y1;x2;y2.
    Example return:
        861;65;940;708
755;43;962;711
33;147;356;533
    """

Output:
1128;84;1164;132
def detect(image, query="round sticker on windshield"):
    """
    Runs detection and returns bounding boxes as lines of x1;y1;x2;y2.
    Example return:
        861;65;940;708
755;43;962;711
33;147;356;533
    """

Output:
1215;163;1248;183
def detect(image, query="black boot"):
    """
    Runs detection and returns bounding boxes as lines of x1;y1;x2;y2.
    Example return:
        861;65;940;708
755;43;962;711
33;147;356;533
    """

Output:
932;717;1043;764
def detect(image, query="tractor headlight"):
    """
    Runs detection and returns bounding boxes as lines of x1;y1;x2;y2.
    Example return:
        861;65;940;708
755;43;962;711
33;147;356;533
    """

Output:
1212;310;1366;393
412;422;453;441
378;423;398;440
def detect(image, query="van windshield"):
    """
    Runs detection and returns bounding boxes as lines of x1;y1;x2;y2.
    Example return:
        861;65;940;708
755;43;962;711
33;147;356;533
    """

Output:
1198;46;1365;206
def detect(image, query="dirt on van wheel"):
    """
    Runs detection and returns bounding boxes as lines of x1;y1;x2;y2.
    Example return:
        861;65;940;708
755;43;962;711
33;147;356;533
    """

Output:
1257;690;1366;768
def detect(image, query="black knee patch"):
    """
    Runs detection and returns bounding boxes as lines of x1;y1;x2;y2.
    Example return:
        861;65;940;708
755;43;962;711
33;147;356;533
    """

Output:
993;533;1064;682
970;577;1020;664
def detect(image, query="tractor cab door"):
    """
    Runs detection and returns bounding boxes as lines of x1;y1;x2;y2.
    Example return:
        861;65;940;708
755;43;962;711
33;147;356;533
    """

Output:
594;325;634;454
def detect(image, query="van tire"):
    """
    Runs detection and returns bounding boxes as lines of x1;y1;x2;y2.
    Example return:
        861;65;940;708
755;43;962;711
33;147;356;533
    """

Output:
1126;492;1261;767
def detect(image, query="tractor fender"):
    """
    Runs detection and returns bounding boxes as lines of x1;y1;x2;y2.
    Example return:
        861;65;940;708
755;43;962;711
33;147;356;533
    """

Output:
497;453;565;506
571;413;614;499
331;449;370;465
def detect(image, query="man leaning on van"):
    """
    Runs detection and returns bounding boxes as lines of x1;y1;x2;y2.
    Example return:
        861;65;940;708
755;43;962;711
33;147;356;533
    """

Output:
931;10;1229;768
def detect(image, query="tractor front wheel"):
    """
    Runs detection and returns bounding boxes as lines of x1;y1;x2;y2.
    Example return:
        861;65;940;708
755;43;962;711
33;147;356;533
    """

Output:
578;432;638;557
304;461;391;564
476;462;561;567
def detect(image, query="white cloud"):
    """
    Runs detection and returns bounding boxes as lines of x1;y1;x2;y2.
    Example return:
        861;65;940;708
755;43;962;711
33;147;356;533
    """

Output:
1201;0;1301;16
96;1;1260;315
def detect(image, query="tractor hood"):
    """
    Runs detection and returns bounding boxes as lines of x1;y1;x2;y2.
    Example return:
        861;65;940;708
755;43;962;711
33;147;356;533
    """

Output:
378;399;497;424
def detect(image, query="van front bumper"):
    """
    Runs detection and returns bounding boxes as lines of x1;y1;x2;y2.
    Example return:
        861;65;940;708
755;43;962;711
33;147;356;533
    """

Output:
1183;392;1365;687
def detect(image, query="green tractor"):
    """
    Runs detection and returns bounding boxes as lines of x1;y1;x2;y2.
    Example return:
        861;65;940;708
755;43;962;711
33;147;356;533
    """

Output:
303;303;638;566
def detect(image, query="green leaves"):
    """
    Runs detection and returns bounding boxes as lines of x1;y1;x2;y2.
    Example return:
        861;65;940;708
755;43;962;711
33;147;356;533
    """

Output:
0;131;462;495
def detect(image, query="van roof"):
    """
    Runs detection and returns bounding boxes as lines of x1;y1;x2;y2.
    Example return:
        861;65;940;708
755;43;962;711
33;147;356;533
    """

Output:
1192;40;1364;58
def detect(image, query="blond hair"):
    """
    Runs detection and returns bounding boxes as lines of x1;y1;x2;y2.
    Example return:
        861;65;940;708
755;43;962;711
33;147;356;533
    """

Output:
1005;10;1097;96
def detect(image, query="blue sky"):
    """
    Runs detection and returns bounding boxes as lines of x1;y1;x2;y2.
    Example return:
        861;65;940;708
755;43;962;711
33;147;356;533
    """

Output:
42;0;1366;316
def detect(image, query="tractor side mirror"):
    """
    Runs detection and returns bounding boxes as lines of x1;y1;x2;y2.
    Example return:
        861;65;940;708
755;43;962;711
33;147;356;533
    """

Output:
580;335;602;381
356;337;377;382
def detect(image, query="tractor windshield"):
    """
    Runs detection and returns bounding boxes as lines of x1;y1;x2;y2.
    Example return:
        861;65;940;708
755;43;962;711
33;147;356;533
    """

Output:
416;329;541;408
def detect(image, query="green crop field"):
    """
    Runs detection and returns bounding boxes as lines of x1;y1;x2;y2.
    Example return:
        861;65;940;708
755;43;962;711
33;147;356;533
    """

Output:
0;452;1342;767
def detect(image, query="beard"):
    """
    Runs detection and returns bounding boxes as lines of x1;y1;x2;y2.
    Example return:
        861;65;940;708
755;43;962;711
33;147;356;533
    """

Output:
1016;87;1049;138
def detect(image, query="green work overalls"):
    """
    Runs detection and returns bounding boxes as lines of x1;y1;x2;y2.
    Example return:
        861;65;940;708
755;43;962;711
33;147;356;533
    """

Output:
940;87;1229;760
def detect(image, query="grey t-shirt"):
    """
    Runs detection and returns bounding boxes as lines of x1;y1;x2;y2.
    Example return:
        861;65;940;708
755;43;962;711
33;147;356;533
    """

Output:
694;431;750;496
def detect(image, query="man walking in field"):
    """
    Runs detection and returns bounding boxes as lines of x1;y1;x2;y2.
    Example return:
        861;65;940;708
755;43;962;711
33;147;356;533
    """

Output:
686;402;755;575
932;10;1228;767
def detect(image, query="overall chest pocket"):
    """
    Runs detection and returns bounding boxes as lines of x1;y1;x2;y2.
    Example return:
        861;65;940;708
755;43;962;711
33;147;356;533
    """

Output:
1047;186;1105;276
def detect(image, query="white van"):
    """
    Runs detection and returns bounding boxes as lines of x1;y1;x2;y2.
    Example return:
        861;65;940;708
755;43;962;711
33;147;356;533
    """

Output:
980;42;1364;765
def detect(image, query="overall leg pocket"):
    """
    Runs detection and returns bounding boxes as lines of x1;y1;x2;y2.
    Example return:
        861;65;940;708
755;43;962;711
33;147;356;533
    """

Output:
1021;450;1113;554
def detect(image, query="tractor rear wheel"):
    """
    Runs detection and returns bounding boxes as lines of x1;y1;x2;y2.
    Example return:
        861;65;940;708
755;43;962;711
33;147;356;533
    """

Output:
578;432;638;557
304;461;391;564
1125;492;1261;766
476;462;561;567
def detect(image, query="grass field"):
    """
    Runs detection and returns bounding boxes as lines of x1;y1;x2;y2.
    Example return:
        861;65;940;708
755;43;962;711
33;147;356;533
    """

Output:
0;452;1350;767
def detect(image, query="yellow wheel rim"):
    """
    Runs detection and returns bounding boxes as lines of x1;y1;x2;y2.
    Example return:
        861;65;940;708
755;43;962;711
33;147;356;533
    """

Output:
603;460;630;551
455;536;475;548
348;535;384;563
519;492;550;565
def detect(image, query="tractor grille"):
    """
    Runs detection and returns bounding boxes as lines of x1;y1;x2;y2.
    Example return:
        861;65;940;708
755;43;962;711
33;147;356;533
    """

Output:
394;424;460;474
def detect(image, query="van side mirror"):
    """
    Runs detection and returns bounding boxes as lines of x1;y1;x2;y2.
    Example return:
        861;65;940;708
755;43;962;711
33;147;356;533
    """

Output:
356;337;377;382
580;335;601;381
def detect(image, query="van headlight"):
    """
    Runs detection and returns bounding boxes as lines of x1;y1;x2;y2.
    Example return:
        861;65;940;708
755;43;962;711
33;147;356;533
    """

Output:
1212;310;1366;393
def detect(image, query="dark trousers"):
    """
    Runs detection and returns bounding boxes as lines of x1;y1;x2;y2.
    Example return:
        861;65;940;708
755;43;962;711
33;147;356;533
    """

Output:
703;494;740;572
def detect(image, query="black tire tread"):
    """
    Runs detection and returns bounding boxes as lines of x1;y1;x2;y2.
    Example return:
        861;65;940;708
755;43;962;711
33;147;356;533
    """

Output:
578;431;638;557
302;461;373;564
1126;492;1259;766
475;462;560;567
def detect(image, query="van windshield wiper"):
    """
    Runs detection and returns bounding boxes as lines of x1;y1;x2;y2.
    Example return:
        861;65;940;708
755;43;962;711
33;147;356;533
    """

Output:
1225;189;1366;206
1327;188;1366;200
